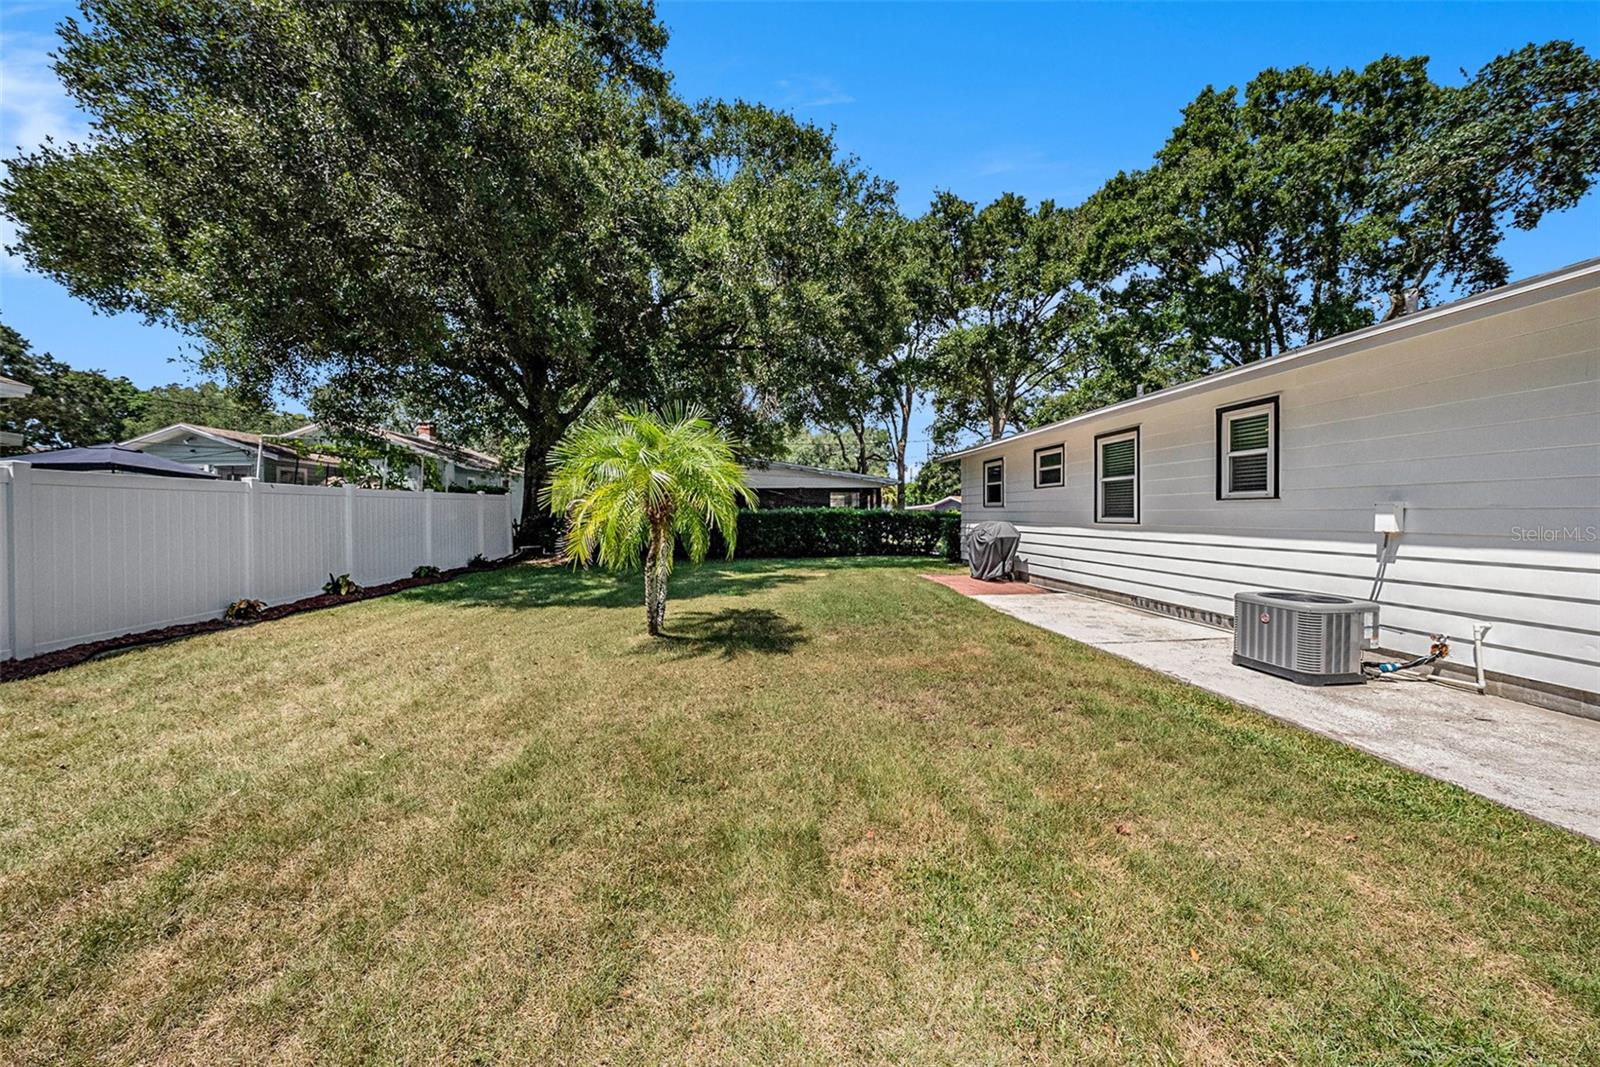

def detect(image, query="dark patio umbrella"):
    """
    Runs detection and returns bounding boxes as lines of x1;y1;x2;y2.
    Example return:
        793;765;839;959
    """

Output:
11;445;219;479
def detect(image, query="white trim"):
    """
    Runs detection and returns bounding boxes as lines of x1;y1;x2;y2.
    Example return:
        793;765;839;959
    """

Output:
1095;430;1139;524
121;423;265;451
982;457;1005;507
1033;444;1065;488
1221;403;1275;499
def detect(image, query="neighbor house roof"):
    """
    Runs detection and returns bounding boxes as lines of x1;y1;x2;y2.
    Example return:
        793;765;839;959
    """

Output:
938;256;1600;462
0;374;33;399
17;444;219;479
741;460;896;488
374;427;501;472
120;423;341;465
280;423;503;473
905;494;962;511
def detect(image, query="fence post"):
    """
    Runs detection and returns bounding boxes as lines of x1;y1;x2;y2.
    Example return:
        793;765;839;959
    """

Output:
476;490;487;559
343;482;357;578
240;478;260;601
423;489;435;566
5;462;36;661
506;491;516;555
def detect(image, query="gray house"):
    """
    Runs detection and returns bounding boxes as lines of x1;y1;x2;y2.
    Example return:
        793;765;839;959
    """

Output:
283;422;515;493
122;421;517;495
741;461;893;508
120;423;340;484
944;259;1600;717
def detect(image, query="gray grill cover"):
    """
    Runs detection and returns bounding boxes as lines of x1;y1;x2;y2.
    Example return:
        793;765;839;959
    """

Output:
967;520;1021;581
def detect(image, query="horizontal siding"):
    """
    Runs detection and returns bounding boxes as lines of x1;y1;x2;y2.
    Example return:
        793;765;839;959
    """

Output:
962;281;1600;698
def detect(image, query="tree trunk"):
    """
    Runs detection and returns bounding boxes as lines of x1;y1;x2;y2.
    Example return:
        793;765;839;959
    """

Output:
894;388;912;510
640;543;659;633
518;440;543;538
651;543;670;633
643;526;671;636
516;423;567;552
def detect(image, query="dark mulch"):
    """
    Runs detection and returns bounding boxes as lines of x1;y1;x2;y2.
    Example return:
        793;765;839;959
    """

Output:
1;555;528;684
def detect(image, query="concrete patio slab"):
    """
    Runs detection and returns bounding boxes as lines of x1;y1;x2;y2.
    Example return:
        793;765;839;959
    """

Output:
959;587;1600;842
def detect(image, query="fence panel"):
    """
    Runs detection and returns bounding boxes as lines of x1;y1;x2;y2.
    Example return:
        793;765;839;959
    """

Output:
354;490;428;584
26;470;248;654
0;471;12;659
253;483;348;605
0;465;514;660
432;493;480;566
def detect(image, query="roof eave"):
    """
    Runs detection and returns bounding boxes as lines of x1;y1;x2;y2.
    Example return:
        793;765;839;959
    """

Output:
935;256;1600;463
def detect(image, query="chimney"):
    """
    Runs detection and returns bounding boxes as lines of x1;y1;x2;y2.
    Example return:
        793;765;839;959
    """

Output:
415;422;436;440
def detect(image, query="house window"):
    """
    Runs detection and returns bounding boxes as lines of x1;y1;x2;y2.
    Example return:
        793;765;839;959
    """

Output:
982;458;1004;507
1033;445;1065;489
1095;429;1139;523
1217;398;1278;499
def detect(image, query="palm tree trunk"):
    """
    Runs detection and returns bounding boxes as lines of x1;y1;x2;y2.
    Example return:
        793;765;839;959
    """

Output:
644;526;671;635
643;539;660;636
651;543;670;633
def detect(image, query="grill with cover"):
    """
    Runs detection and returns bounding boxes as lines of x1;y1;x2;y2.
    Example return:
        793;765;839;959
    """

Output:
1232;591;1380;685
966;520;1021;581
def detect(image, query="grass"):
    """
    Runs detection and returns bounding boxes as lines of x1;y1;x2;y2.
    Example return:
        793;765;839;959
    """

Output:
1;557;1595;1065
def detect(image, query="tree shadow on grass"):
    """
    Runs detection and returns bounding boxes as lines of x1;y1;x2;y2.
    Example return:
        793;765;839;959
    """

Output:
410;559;820;612
639;608;809;660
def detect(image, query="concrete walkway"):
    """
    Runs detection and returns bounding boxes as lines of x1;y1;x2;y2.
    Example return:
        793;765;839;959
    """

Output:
956;585;1600;842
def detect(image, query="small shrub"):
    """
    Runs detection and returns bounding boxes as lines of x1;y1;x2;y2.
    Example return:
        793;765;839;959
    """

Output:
466;553;490;569
323;573;362;597
223;598;266;622
412;565;441;579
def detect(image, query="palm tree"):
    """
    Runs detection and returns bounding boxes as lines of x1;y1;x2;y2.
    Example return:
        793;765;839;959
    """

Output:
544;406;755;635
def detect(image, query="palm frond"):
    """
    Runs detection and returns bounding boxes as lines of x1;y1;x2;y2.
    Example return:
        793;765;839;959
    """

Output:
545;405;752;568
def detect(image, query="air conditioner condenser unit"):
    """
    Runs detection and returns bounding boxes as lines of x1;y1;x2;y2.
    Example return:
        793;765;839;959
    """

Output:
1233;591;1380;685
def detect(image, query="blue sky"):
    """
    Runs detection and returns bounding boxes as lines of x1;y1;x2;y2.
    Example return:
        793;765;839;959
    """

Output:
2;1;1597;464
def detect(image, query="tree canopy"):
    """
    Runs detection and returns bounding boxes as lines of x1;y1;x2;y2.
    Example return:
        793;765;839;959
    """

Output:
2;0;881;539
4;8;1597;475
0;322;141;453
1077;44;1600;380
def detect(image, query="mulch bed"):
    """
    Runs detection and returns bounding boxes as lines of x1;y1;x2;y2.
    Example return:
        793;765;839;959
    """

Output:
1;553;532;684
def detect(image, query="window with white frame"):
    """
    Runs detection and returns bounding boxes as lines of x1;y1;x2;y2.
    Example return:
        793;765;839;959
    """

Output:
982;458;1004;507
1033;444;1065;488
1218;399;1277;499
1095;429;1138;522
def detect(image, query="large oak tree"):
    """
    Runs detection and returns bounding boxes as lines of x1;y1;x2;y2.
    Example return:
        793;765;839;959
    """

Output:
3;0;879;536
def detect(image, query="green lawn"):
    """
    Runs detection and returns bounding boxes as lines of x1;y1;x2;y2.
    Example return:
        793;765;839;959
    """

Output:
2;559;1595;1065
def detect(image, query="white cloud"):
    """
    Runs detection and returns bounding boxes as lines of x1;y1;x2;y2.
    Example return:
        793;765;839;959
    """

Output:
1;31;88;273
776;76;854;109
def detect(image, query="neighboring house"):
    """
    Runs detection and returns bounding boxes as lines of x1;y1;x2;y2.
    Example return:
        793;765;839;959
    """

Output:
120;423;340;484
906;494;962;512
0;373;33;450
283;422;515;494
944;258;1600;718
741;461;894;508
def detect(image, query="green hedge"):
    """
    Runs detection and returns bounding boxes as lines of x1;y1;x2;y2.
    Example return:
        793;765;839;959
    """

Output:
709;508;962;562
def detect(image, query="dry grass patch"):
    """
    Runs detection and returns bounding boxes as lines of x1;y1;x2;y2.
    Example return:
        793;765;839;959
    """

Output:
0;557;1595;1065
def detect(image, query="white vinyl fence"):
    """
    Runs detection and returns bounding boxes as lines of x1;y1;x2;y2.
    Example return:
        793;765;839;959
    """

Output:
0;462;516;661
